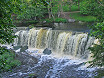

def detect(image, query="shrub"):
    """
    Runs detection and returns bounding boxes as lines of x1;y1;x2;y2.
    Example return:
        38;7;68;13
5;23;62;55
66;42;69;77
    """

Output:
88;22;104;67
63;5;79;12
80;0;98;15
45;18;54;23
71;5;79;11
0;47;21;72
29;24;34;29
63;5;69;12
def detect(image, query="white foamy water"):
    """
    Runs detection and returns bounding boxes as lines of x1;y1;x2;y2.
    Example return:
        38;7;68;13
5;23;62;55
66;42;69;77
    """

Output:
14;28;95;59
0;45;99;78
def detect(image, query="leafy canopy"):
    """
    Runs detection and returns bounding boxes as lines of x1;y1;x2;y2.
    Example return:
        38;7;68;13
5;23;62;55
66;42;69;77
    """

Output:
0;0;47;72
80;0;104;67
0;0;23;44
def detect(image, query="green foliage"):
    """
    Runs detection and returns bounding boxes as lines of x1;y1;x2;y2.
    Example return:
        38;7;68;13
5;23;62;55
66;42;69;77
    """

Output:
0;0;23;72
0;0;47;43
51;4;59;15
63;5;69;12
0;0;23;44
80;1;93;15
94;69;104;78
74;0;104;68
70;13;96;22
17;4;47;20
13;1;48;25
0;47;21;72
80;0;104;22
71;5;79;11
88;22;104;67
0;0;47;72
63;5;79;12
90;22;104;39
29;24;34;29
79;0;104;67
44;18;54;23
54;18;67;23
80;0;99;15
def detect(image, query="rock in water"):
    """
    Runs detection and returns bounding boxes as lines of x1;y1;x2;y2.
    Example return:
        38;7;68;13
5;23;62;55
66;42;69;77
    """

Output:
20;46;28;52
1;46;7;49
43;48;52;55
68;19;75;22
15;51;38;65
13;46;21;50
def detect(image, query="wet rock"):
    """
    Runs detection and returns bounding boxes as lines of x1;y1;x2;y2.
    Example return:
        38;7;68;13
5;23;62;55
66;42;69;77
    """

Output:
68;19;75;22
1;53;97;78
20;46;28;52
28;73;38;78
79;21;84;24
13;46;21;50
1;46;7;48
15;52;38;65
54;23;58;27
26;27;30;30
43;21;46;23
43;48;52;55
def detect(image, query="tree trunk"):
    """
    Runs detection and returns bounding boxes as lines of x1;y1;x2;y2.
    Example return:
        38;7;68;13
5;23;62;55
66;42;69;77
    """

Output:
58;0;63;17
69;0;72;11
48;5;51;19
78;0;80;9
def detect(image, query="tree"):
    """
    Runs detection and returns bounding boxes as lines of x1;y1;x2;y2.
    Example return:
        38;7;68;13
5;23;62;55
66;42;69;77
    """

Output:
80;0;104;67
0;0;23;71
0;0;47;71
89;22;104;67
80;0;104;22
0;0;22;44
16;2;47;24
0;0;47;44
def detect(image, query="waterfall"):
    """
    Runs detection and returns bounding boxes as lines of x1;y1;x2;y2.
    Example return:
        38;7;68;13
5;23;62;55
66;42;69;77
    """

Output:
14;28;94;59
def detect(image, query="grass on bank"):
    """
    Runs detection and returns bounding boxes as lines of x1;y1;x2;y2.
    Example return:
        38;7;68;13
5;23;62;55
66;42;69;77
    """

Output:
63;5;79;12
70;12;96;22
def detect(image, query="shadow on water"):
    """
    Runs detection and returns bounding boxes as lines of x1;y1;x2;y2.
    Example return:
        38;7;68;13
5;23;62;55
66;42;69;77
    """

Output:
53;22;90;33
14;22;92;33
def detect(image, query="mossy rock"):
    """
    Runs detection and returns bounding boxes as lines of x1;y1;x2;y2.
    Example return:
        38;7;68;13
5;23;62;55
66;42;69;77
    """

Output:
28;73;38;78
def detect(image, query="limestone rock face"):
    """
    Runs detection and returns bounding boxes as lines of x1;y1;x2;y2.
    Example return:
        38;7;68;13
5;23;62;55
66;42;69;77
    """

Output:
43;48;52;55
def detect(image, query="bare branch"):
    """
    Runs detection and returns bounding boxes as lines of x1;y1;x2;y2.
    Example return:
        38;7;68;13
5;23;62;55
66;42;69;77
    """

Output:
97;0;104;6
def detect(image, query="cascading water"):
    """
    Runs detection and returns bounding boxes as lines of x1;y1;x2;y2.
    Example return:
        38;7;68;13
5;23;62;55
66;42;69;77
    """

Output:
6;28;99;78
14;28;94;59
